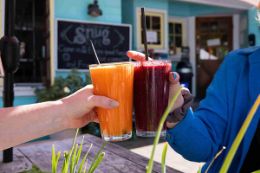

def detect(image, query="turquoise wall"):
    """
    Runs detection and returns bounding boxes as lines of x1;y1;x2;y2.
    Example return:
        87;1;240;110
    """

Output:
122;0;134;49
0;96;37;107
248;8;260;46
55;0;122;23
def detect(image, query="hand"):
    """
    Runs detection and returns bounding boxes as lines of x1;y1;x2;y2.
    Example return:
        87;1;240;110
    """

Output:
127;50;185;110
61;85;119;129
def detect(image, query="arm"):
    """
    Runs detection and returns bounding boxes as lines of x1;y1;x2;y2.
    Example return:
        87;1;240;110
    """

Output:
166;57;229;162
0;85;118;150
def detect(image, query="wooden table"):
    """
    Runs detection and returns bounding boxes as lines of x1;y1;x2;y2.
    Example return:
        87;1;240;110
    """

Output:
0;134;181;173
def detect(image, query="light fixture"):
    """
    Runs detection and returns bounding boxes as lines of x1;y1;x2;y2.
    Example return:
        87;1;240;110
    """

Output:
88;0;102;17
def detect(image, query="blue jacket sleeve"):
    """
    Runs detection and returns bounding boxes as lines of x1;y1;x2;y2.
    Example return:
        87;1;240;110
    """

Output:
166;56;230;162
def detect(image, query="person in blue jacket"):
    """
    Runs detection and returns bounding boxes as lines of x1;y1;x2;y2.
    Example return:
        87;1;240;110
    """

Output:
127;45;260;173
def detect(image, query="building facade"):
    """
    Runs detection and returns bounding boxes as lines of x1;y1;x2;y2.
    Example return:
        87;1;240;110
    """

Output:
0;0;259;106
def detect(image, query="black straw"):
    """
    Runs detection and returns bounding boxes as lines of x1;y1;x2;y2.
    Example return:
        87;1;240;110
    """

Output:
141;7;149;61
89;40;100;64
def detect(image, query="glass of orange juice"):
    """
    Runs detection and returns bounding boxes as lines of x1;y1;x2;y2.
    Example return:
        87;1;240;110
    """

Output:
89;62;134;142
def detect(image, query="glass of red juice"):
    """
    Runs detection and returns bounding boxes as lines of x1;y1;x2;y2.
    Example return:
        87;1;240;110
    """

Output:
134;60;171;137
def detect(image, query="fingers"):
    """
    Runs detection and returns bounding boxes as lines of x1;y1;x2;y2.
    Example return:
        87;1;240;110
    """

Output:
169;72;180;85
127;50;153;61
127;50;146;61
181;88;190;98
89;95;119;109
85;110;99;123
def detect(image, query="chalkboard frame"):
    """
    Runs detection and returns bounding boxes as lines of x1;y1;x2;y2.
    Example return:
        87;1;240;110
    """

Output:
54;18;132;72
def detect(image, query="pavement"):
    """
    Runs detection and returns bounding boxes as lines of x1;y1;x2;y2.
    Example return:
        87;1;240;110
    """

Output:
117;136;204;173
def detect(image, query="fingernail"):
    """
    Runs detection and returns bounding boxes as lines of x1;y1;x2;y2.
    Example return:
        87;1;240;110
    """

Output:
109;100;119;107
173;73;177;80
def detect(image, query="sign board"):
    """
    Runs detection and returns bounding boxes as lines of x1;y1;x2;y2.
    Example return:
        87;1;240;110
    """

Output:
147;31;157;43
56;19;131;70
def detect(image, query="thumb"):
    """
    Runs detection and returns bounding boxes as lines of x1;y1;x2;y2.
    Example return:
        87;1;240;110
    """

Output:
169;72;180;85
89;95;119;109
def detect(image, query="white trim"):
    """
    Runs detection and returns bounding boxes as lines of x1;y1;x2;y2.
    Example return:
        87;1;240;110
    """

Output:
0;86;37;97
54;19;132;72
187;17;196;96
135;7;168;53
233;14;240;50
177;0;255;10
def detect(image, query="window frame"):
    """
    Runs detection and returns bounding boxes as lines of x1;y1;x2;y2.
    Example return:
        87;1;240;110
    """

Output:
168;17;187;49
136;8;166;51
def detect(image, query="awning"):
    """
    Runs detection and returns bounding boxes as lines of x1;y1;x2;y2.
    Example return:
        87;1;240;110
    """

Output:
177;0;259;10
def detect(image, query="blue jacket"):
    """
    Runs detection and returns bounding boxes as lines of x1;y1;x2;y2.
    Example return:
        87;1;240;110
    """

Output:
166;47;260;173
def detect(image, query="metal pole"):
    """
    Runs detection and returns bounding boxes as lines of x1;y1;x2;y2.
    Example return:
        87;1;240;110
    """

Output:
1;0;19;163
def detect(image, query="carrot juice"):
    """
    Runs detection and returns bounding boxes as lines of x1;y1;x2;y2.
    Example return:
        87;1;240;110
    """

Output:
89;62;134;142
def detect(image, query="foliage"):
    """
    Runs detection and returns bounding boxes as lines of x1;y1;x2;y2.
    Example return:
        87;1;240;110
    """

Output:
20;165;46;173
51;128;106;173
35;70;86;102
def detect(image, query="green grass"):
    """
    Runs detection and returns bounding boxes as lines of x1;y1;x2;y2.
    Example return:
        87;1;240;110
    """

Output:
51;128;106;173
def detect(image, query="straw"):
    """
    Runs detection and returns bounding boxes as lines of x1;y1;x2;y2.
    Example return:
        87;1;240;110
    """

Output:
89;39;101;64
141;7;149;61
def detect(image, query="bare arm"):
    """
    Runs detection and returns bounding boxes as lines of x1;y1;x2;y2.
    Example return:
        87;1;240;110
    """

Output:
0;85;118;150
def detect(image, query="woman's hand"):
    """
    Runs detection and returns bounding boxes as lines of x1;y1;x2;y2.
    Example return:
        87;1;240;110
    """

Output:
127;50;185;112
61;85;119;129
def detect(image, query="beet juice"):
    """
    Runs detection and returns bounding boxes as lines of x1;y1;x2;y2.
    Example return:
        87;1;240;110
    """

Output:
134;60;171;137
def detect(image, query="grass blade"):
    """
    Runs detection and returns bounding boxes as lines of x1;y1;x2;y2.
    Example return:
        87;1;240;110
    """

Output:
52;145;61;173
252;170;260;173
219;95;260;173
70;144;79;173
76;136;85;165
52;145;56;173
62;152;70;173
88;152;105;173
161;143;168;173
146;87;182;173
78;144;93;173
88;142;107;172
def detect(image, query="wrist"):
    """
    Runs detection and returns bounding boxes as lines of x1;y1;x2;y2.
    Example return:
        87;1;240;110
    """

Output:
166;89;194;128
52;100;71;130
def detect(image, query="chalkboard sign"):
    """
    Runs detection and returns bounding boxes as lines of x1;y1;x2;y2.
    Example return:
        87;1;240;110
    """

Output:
56;19;131;70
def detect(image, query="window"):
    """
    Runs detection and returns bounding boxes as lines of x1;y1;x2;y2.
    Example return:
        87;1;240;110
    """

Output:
137;10;165;49
169;22;183;56
14;0;49;84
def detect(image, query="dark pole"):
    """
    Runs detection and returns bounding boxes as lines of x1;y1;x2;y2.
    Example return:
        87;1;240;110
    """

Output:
0;0;20;163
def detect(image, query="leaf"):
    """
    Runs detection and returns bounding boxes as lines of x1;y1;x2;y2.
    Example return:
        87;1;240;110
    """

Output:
219;95;260;173
76;136;85;165
88;142;107;172
252;170;260;173
51;145;60;173
161;143;168;173
62;152;70;173
70;144;79;173
52;145;56;173
78;144;93;173
67;128;79;173
146;87;182;173
88;152;105;173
